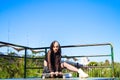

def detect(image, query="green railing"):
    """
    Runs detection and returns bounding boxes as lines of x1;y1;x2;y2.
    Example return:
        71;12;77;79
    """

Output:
0;41;114;78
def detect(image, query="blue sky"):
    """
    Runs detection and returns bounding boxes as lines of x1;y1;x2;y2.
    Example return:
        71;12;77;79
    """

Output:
0;0;120;62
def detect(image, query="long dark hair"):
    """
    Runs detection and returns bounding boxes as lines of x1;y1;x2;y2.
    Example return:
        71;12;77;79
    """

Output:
50;40;61;55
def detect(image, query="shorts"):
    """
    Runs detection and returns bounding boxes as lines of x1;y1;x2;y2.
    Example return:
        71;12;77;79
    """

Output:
43;66;50;73
42;66;63;78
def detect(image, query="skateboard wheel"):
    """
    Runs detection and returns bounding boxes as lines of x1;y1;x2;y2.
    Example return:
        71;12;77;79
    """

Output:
42;75;45;79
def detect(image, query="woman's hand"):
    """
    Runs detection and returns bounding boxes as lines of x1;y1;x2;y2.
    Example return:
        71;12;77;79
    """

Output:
59;72;63;75
55;71;63;77
55;71;59;76
50;72;55;78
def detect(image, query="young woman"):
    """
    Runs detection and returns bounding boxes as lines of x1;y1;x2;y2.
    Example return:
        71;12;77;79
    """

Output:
43;40;88;78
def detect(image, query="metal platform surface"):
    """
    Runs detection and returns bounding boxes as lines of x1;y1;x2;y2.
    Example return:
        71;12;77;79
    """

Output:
0;77;118;80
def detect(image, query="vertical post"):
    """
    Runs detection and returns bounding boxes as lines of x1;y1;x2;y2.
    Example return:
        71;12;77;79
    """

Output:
45;48;47;55
76;63;79;77
24;48;27;78
110;44;115;78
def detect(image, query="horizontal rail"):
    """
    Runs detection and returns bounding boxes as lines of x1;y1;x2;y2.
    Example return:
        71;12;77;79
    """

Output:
84;66;112;68
32;43;112;49
0;55;24;58
0;55;44;59
26;66;112;69
62;54;111;58
0;41;32;49
26;67;43;69
0;54;111;58
0;41;113;50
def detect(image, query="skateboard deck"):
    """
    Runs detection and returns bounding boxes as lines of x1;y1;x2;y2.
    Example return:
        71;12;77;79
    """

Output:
41;73;72;79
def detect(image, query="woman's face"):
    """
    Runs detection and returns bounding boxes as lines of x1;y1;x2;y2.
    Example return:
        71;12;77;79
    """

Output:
53;42;59;53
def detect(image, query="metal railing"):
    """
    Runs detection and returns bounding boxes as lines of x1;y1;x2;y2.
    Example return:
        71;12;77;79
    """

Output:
0;41;114;78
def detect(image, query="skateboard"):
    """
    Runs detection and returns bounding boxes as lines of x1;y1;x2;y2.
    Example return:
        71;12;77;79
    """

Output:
41;73;72;79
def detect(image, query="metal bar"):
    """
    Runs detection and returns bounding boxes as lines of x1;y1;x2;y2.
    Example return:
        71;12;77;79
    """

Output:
84;66;112;68
62;54;111;58
25;57;44;59
45;48;47;54
0;55;45;60
110;44;115;77
26;66;112;69
32;43;111;49
0;54;111;59
0;41;32;49
26;67;43;69
61;43;111;48
0;41;111;50
24;48;27;78
0;55;24;58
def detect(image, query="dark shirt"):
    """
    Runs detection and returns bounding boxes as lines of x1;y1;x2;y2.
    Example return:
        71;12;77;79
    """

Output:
45;50;61;72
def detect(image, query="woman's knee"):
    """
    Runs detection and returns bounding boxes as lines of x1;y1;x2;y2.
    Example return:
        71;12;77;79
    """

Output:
61;62;67;68
44;60;47;66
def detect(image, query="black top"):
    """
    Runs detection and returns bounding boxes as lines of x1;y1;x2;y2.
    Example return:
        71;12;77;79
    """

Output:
45;50;61;72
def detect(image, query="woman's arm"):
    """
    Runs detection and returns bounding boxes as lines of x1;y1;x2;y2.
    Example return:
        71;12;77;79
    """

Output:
47;50;54;72
55;54;62;72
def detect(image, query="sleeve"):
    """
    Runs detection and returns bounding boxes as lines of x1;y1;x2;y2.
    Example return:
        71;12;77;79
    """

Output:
55;54;62;72
47;50;54;72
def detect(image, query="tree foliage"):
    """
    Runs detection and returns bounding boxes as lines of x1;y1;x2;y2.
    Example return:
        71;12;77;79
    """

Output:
0;52;120;78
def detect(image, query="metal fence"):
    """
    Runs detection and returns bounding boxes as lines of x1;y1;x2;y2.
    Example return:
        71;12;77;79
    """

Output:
0;41;114;78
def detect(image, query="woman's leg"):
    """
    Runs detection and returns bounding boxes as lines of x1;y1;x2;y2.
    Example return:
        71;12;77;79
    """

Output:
44;60;47;66
43;60;49;73
61;62;88;78
43;60;55;78
61;62;78;72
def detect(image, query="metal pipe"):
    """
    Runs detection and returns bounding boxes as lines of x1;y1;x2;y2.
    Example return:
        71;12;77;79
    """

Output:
24;48;27;78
